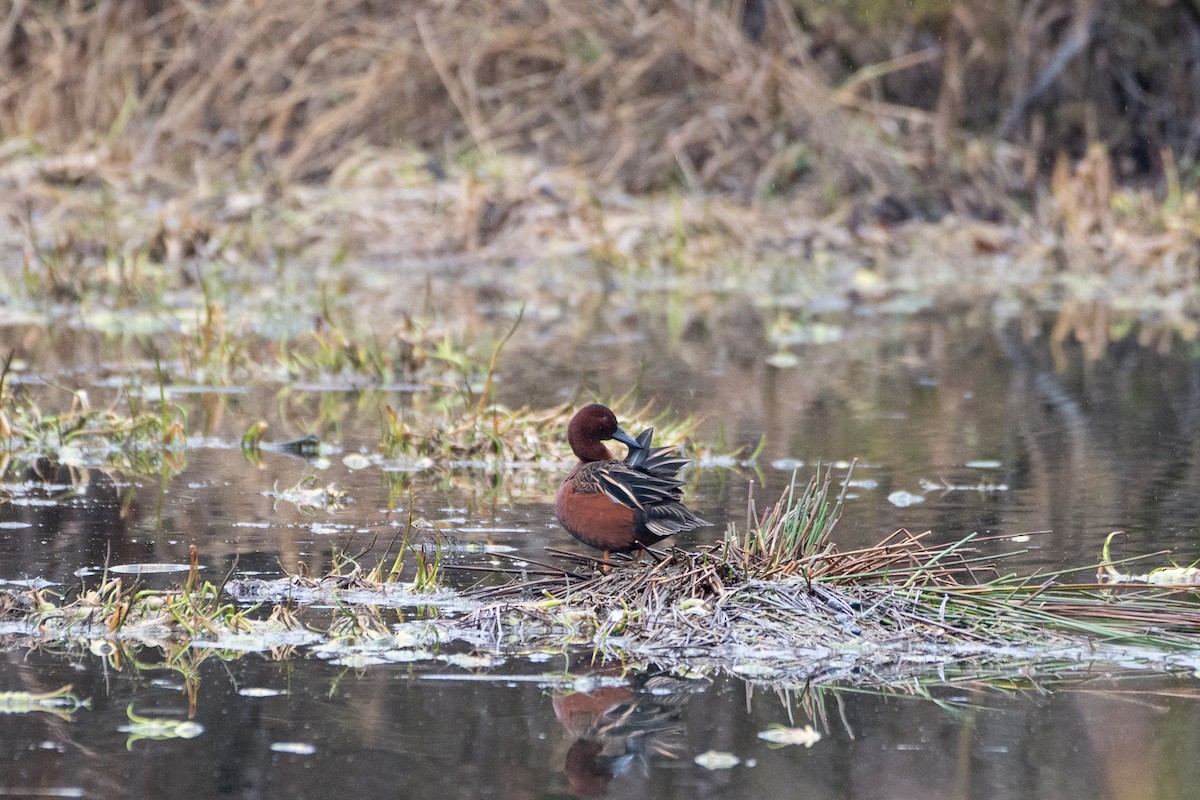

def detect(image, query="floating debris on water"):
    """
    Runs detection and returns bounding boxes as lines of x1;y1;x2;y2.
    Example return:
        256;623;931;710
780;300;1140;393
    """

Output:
107;563;202;575
381;649;437;663
441;653;505;669
225;575;471;610
342;453;372;470
1098;532;1200;585
330;654;391;668
191;629;325;652
765;352;800;369
309;523;350;535
919;477;1009;493
264;478;348;512
0;577;56;589
694;750;741;770
270;742;317;755
730;663;781;679
887;490;925;507
757;725;822;748
965;459;1003;469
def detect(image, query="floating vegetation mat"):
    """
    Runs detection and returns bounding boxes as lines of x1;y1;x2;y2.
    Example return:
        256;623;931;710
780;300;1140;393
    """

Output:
448;472;1200;685
450;539;1200;686
6;474;1200;689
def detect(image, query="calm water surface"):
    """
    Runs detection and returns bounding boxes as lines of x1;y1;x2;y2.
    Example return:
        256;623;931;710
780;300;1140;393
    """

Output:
4;310;1200;799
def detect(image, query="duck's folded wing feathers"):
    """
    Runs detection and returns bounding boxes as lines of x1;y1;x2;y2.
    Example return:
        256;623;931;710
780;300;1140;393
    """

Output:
643;502;709;536
597;463;682;510
623;427;691;479
639;448;690;479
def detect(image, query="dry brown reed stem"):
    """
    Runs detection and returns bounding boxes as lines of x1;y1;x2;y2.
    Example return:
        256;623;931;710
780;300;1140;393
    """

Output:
1;0;909;193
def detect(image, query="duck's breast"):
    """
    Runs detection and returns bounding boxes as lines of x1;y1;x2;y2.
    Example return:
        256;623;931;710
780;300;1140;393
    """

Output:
555;475;638;552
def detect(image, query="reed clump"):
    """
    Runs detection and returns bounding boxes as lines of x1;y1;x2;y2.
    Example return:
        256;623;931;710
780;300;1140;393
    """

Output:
461;470;1200;684
0;352;188;478
379;385;705;467
0;542;459;655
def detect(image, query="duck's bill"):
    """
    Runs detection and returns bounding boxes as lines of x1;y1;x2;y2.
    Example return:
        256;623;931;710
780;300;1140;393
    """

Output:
611;427;642;449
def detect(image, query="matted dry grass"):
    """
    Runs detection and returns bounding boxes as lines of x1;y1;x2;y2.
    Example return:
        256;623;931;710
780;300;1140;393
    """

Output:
453;541;1200;685
2;0;907;194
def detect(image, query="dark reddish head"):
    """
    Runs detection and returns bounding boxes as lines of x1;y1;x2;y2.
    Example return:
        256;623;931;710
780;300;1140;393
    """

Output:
567;404;639;462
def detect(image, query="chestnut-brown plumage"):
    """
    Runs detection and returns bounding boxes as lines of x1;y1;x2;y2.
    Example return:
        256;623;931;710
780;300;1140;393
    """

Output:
555;404;708;560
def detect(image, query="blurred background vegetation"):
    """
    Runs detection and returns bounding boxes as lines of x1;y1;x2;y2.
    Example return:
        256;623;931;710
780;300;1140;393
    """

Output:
2;0;1197;217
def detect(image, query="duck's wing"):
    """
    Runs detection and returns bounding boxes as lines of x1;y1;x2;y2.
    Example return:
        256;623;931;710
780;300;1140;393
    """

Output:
641;500;709;537
638;447;691;480
595;461;683;511
592;435;709;536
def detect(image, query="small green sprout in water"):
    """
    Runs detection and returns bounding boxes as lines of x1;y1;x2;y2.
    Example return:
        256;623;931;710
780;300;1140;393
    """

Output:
150;545;255;637
241;420;268;459
120;705;204;749
362;518;444;593
411;537;443;593
367;505;416;583
1098;531;1200;585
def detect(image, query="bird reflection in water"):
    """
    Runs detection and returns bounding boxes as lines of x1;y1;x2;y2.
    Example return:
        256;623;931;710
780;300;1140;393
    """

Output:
552;666;694;797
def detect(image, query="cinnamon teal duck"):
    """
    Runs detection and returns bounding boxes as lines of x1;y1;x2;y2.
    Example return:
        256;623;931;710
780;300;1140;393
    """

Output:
554;404;708;563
